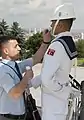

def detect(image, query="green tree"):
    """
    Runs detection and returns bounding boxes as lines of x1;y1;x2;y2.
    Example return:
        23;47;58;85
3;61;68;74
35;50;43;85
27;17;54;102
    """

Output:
0;19;9;36
75;39;84;58
10;22;25;59
10;22;24;39
24;32;55;59
24;32;42;58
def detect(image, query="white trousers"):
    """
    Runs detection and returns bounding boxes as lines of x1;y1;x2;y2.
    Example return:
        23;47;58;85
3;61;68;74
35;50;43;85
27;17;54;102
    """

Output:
42;93;68;120
42;113;67;120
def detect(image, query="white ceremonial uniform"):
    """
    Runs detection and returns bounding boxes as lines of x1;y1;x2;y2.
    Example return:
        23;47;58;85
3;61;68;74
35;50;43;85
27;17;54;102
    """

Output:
41;32;74;120
0;58;33;115
29;32;76;120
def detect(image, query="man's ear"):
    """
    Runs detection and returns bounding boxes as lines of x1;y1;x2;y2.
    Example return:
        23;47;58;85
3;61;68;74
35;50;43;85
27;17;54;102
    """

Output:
3;48;9;55
59;21;63;29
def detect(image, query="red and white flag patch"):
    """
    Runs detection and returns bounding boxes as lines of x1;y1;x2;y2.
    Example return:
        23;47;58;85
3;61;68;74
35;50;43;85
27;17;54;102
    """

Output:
47;48;55;56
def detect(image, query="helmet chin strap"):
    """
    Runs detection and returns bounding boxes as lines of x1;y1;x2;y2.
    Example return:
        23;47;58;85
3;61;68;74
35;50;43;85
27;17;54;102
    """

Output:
52;19;59;36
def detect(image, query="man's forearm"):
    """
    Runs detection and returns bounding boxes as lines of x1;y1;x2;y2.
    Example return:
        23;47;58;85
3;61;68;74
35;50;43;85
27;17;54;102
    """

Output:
32;29;51;65
8;69;33;99
8;77;28;99
32;43;49;65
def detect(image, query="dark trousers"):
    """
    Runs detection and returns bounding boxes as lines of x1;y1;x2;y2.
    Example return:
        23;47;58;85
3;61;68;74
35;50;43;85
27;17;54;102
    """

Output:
0;115;24;120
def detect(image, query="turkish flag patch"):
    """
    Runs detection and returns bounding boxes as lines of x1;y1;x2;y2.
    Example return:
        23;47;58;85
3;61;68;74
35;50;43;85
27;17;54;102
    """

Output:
47;48;55;56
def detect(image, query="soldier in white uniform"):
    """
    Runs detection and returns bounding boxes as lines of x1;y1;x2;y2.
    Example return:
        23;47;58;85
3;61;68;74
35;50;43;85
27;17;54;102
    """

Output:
30;3;78;120
41;3;78;120
0;31;51;120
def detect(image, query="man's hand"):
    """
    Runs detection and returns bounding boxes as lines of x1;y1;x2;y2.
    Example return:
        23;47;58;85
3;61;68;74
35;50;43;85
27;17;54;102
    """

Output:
24;68;34;81
43;29;51;42
8;69;34;99
32;29;51;65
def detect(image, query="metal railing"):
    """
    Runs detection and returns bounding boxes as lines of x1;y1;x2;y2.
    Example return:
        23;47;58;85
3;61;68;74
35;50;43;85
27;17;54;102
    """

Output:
66;74;81;120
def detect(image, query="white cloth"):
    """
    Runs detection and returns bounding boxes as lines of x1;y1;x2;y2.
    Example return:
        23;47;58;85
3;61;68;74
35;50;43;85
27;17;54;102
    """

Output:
41;32;74;120
42;112;67;120
29;75;41;89
27;32;76;120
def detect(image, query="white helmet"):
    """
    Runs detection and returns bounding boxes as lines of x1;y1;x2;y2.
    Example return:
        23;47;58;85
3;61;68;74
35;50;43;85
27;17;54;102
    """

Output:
51;3;76;21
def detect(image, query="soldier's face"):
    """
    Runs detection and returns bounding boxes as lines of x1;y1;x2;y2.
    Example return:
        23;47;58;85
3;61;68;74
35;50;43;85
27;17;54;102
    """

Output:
3;39;21;60
50;20;61;35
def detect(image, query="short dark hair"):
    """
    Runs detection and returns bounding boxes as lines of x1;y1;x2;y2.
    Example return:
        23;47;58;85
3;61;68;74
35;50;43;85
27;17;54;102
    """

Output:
0;35;18;48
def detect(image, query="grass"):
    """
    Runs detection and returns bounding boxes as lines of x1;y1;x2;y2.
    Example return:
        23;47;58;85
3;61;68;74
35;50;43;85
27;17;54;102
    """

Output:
77;58;84;66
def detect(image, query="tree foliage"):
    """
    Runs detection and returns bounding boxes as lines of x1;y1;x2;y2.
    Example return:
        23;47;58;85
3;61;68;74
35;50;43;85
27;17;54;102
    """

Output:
23;32;55;59
24;32;42;58
10;22;25;59
0;19;9;35
75;39;84;58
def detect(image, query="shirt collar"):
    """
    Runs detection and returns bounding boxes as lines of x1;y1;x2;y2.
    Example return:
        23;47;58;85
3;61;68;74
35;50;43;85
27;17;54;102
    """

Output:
1;59;15;68
56;31;73;40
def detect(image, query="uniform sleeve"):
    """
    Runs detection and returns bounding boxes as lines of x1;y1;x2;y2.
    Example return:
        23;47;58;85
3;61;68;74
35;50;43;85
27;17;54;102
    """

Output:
0;73;15;93
18;58;33;73
28;75;41;89
41;41;64;91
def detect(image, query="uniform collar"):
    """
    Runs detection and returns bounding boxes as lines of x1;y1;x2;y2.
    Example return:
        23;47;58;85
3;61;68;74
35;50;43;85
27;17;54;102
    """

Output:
1;59;15;68
56;31;72;40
